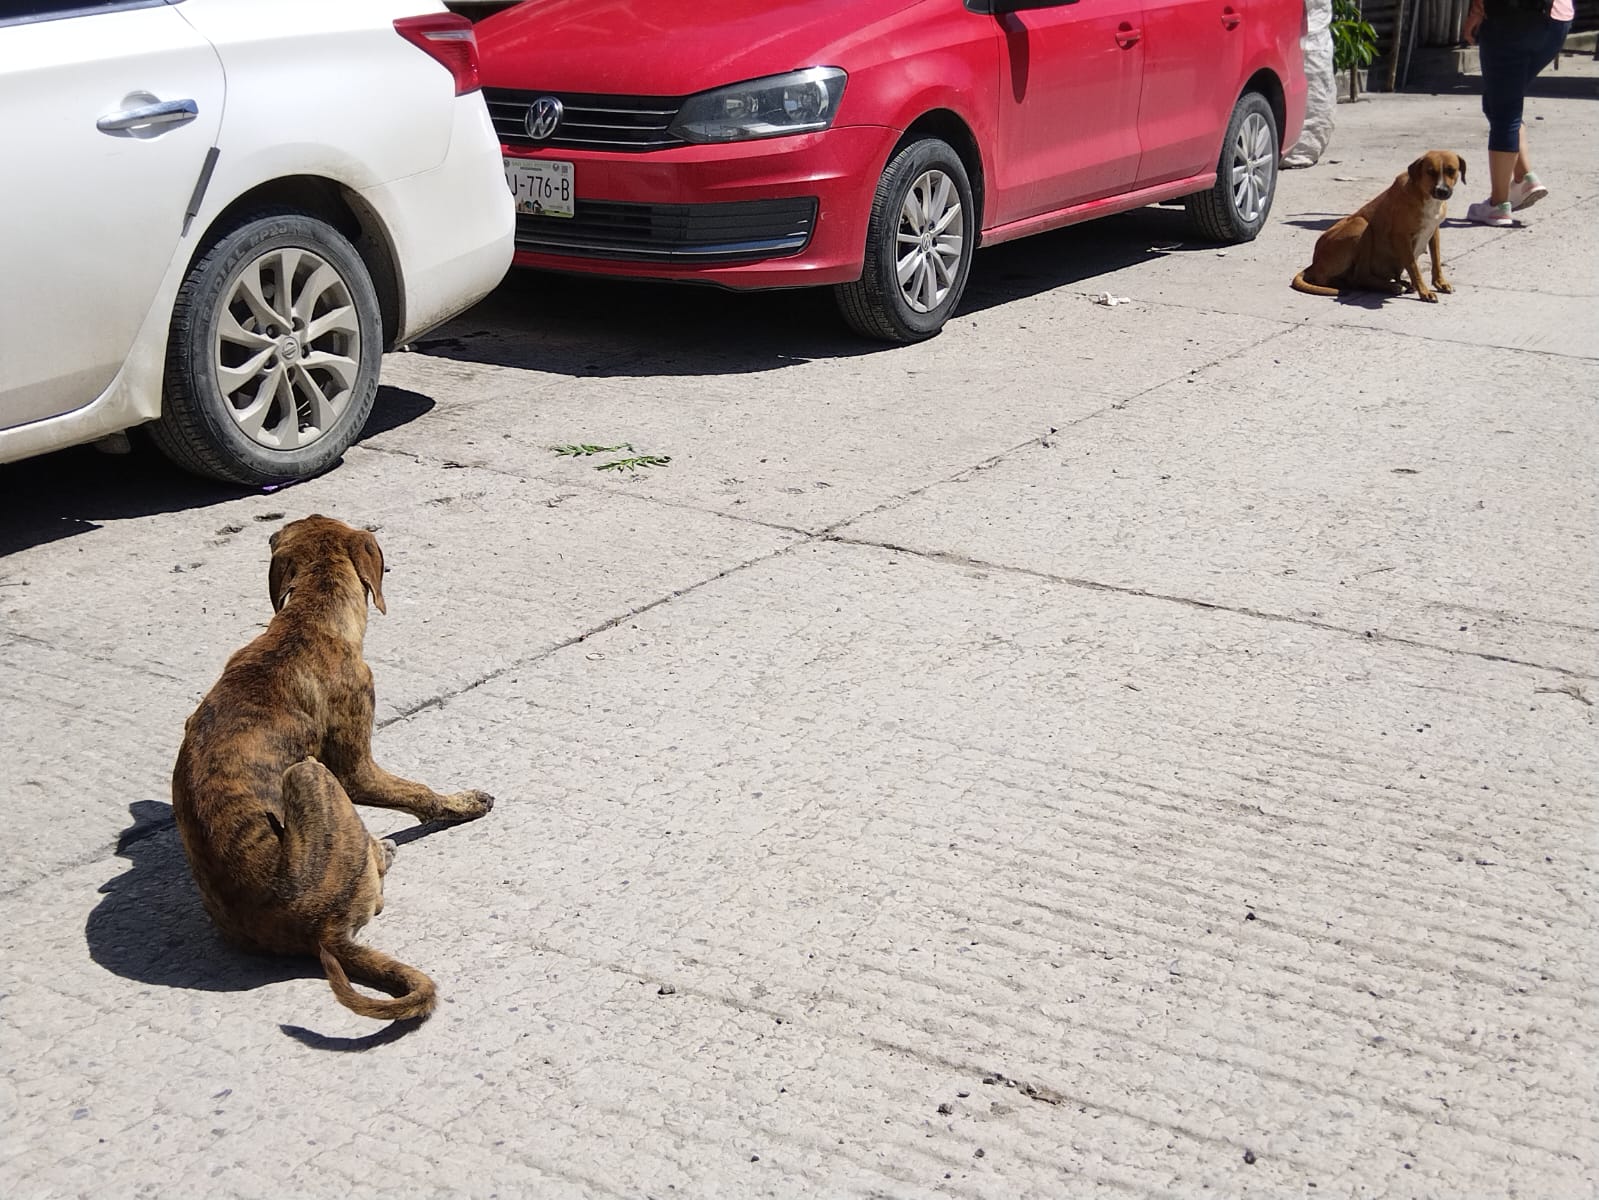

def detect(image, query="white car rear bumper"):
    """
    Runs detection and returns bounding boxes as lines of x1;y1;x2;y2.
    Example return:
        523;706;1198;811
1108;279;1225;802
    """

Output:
362;93;513;346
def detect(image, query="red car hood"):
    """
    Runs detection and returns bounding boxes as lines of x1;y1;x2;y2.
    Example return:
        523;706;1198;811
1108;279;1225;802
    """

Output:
477;0;924;96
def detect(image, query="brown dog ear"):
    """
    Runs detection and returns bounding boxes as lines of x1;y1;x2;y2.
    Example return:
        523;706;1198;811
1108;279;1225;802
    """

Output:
1457;155;1467;183
268;554;297;612
349;530;387;615
1408;156;1426;184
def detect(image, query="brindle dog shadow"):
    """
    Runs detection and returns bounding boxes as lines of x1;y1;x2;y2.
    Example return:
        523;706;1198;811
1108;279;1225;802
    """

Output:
87;801;456;1050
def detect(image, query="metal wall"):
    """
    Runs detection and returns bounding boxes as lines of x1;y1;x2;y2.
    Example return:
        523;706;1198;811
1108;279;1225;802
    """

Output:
1360;0;1596;51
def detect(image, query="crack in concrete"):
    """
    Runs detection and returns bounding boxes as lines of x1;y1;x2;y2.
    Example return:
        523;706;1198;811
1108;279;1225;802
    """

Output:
351;443;523;480
1463;283;1598;300
1042;275;1596;362
0;629;192;687
1322;322;1596;361
826;533;1598;681
368;326;1306;547
376;537;804;729
811;327;1304;543
357;437;821;540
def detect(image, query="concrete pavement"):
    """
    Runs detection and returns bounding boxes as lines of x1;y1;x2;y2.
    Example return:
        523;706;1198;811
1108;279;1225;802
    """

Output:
2;76;1596;1198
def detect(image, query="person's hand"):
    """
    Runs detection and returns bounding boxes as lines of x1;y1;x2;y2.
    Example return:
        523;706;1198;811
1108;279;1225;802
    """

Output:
1462;0;1484;44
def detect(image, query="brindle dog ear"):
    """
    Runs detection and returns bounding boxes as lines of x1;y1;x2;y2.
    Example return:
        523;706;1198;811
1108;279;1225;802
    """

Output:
268;553;297;612
349;530;387;615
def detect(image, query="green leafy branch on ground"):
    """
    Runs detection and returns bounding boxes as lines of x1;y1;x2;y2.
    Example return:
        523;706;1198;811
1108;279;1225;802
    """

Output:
595;454;671;472
551;443;633;458
550;442;672;472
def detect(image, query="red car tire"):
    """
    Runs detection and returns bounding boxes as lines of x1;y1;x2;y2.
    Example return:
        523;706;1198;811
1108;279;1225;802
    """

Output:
834;137;976;343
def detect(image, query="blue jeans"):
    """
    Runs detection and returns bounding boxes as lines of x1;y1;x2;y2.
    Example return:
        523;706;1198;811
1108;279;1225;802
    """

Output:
1478;15;1573;153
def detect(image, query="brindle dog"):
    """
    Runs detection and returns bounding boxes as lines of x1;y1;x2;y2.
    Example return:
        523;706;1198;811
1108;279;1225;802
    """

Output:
172;516;493;1021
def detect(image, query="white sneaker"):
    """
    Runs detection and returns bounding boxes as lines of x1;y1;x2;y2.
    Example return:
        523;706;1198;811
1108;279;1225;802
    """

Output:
1466;199;1513;227
1508;173;1548;211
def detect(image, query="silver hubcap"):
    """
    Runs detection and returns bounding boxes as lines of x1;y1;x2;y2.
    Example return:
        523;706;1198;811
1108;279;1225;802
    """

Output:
896;169;964;314
1230;112;1275;224
214;247;360;450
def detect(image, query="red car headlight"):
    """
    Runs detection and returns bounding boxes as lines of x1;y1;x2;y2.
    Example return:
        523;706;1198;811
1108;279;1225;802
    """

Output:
669;67;847;144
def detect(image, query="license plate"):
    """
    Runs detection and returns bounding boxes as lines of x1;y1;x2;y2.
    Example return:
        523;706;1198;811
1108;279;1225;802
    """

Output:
504;157;575;219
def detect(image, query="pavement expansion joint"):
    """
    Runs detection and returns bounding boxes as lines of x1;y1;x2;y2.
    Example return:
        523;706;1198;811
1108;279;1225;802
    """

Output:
1323;319;1599;359
377;540;802;730
0;628;190;687
824;533;1599;681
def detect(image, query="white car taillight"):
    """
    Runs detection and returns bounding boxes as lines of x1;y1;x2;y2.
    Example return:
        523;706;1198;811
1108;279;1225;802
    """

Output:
394;13;480;96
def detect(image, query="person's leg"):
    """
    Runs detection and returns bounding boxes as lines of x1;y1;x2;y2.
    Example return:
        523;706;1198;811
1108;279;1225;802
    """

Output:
1508;124;1549;209
1475;21;1523;215
1488;150;1517;205
1510;20;1571;200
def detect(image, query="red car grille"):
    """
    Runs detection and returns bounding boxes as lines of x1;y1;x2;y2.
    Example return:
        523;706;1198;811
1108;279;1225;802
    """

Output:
485;87;684;152
514;198;819;264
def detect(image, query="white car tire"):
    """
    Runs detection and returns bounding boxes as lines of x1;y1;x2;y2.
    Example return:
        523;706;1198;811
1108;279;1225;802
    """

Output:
152;209;382;486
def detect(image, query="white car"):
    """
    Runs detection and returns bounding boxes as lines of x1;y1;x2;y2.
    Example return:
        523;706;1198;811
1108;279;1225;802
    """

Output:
0;0;513;485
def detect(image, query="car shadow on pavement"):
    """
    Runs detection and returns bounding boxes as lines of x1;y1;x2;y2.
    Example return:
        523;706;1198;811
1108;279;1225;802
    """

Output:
86;801;311;995
416;206;1220;369
958;204;1229;316
0;447;243;557
0;387;437;558
411;269;877;377
355;385;436;442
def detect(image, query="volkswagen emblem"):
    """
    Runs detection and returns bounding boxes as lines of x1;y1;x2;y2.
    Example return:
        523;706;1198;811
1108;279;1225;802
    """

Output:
525;96;563;142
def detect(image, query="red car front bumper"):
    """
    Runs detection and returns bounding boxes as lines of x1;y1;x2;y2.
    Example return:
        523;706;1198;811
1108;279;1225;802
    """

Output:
504;124;897;290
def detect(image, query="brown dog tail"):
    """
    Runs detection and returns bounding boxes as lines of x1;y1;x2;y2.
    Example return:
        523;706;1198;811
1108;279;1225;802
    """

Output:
319;939;437;1022
1290;270;1340;297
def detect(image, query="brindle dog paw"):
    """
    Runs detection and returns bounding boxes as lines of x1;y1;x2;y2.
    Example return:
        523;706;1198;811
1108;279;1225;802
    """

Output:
438;790;495;821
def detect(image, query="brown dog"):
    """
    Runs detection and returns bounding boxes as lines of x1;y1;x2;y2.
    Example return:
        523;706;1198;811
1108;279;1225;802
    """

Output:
1291;150;1466;302
171;516;493;1022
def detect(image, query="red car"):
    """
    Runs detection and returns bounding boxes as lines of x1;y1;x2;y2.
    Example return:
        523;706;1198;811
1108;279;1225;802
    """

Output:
476;0;1306;342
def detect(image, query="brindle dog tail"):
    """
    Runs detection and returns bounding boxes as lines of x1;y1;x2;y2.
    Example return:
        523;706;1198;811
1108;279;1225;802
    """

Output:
319;939;438;1021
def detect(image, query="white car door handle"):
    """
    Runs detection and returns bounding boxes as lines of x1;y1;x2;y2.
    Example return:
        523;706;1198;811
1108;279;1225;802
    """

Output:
97;98;199;133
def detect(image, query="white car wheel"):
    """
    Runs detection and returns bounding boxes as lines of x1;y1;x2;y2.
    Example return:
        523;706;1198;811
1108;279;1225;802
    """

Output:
152;210;381;485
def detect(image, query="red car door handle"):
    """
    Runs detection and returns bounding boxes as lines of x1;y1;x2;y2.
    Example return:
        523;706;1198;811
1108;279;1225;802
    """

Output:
1115;23;1141;49
1221;6;1242;29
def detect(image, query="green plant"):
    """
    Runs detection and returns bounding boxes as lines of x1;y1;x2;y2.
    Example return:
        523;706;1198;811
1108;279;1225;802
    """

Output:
550;442;671;472
595;454;672;472
1331;0;1378;73
551;442;633;457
